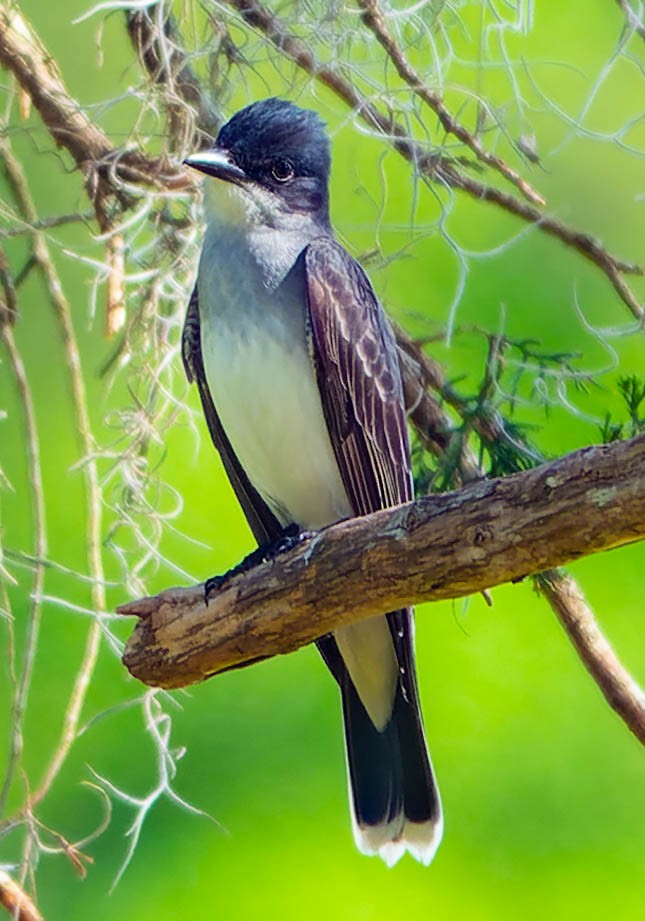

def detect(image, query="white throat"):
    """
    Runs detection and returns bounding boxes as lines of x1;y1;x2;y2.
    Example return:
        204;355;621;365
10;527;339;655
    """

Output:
203;179;322;289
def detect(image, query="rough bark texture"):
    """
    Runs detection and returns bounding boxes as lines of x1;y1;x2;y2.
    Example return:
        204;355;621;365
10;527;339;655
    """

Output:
118;434;645;689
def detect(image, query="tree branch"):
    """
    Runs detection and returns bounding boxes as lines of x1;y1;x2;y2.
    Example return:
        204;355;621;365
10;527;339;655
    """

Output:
0;871;43;921
357;0;546;206
222;0;644;322
536;570;645;745
0;3;191;197
125;6;221;147
1;1;641;320
118;435;645;701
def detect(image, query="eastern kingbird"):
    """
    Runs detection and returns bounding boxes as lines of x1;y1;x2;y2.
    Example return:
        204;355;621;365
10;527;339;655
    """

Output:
183;98;442;865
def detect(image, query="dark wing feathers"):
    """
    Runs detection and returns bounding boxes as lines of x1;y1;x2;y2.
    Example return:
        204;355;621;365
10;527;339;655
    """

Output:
304;237;413;516
304;238;416;680
305;246;438;832
182;286;282;548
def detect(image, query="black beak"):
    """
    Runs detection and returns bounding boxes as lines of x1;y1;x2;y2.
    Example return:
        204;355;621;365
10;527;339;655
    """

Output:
183;148;247;184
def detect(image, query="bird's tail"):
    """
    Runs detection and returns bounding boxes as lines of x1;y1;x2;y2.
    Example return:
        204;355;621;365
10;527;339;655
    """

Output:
340;668;443;867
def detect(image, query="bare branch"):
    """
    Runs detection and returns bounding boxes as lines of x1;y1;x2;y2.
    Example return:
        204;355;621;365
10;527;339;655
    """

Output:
396;324;542;466
0;210;94;239
0;131;104;808
0;244;17;323
103;232;126;336
0;322;46;814
0;871;43;921
0;3;191;195
0;4;109;162
357;0;545;206
398;343;464;466
118;435;645;697
536;570;645;745
221;0;643;323
125;6;221;145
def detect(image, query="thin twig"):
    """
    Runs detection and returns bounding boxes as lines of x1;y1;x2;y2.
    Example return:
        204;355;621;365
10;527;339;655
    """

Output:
0;322;47;815
0;133;105;809
0;210;94;239
92;191;127;337
536;570;645;744
615;0;645;40
221;0;643;322
0;243;17;323
0;3;192;198
357;0;545;206
0;871;44;921
104;232;126;336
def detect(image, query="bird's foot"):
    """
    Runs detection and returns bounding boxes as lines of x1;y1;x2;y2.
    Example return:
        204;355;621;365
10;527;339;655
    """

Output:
204;524;312;604
265;522;314;560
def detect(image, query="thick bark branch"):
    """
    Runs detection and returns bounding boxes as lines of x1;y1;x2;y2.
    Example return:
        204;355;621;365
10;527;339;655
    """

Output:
118;434;645;693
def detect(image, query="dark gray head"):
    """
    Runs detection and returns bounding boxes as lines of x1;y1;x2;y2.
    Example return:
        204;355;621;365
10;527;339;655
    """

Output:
185;98;331;222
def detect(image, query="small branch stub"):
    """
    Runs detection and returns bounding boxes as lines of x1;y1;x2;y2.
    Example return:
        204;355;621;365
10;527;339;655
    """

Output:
118;434;645;690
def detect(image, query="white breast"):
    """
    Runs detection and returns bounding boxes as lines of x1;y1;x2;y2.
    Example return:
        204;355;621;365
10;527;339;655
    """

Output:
198;220;351;530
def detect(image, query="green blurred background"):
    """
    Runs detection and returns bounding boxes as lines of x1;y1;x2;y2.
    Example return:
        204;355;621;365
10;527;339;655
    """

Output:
1;1;644;919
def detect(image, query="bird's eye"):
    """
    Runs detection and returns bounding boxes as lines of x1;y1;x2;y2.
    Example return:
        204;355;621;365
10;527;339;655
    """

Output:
270;158;294;182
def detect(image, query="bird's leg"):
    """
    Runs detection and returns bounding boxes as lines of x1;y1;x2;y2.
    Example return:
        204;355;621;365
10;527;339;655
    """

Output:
204;523;312;603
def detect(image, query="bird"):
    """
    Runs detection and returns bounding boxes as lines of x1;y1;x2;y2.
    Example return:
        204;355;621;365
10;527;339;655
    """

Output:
182;97;442;866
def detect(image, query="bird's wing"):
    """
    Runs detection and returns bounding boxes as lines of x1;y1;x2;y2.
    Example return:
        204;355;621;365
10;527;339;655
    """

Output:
182;285;283;547
304;237;413;514
303;237;415;675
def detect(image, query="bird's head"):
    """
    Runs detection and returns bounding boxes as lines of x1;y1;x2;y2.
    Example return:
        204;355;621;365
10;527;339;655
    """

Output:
184;98;331;229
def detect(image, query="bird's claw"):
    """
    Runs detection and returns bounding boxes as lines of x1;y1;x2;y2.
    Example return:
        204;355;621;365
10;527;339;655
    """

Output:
204;574;227;605
203;524;312;606
269;524;312;559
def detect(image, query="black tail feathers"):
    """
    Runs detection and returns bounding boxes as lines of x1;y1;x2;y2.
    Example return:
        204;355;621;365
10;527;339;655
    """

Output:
340;671;442;866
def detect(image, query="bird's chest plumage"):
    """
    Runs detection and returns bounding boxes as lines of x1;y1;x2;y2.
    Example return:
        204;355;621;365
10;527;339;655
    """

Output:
197;225;351;529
